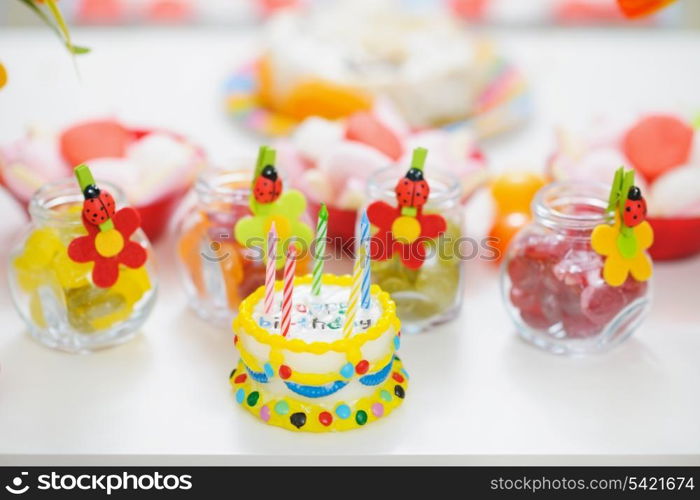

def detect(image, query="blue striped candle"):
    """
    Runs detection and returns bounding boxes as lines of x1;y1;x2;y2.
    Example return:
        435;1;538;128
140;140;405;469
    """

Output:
360;210;371;310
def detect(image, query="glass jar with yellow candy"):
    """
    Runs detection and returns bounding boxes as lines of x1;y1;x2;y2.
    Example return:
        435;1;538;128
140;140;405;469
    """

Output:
8;179;157;352
361;154;465;334
176;164;312;327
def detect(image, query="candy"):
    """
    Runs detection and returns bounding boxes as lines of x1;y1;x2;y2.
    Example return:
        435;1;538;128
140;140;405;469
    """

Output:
218;241;245;308
317;141;390;196
623;114;694;183
13;228;62;271
488;212;530;262
506;224;648;340
372;223;461;322
15;226;152;333
111;267;151;305
279;79;373;121
509;286;537;311
345;112;403;161
648;165;700;217
561;312;598;339
66;286;128;333
622;276;648;301
520;292;561;330
53;251;92;289
491;171;546;214
581;284;625;325
521;234;567;262
292;116;345;163
507;254;541;291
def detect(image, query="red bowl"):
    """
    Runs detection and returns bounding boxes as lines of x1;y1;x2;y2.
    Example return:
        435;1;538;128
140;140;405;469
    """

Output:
0;122;204;242
648;216;700;261
308;200;358;244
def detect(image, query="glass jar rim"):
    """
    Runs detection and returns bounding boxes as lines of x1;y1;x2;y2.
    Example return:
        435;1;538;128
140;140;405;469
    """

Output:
28;178;126;226
195;167;255;201
367;165;461;203
532;180;614;230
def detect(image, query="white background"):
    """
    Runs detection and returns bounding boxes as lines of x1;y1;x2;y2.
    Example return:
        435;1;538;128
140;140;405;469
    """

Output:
0;27;699;464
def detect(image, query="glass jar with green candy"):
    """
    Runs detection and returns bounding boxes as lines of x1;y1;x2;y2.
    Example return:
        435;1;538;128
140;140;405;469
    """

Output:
360;148;465;333
7;166;157;352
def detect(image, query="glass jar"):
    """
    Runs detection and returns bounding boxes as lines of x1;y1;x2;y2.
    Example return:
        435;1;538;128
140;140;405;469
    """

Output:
361;167;465;334
501;181;652;355
176;167;311;327
8;179;157;352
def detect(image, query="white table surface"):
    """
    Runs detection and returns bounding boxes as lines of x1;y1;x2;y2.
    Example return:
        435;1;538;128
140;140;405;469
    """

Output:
0;26;699;465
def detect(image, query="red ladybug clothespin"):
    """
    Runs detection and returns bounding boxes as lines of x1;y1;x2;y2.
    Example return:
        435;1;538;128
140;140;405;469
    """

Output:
252;145;282;204
68;164;147;288
622;185;648;228
367;148;446;269
395;147;430;217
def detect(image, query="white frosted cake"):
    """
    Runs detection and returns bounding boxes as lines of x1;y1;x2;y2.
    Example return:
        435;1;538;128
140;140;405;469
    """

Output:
230;274;407;432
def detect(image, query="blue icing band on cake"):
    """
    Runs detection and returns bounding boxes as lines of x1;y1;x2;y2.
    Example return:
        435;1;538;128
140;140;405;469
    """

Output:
284;380;348;398
246;366;270;384
358;360;393;386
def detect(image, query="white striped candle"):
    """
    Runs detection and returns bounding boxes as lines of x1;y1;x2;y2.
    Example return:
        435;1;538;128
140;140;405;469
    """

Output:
263;223;277;315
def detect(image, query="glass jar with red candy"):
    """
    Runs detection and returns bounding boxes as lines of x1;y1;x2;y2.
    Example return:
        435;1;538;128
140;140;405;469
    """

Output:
500;181;651;355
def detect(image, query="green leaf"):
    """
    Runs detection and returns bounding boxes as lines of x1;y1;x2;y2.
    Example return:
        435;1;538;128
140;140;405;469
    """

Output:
69;45;91;55
46;0;72;46
18;0;90;57
18;0;62;39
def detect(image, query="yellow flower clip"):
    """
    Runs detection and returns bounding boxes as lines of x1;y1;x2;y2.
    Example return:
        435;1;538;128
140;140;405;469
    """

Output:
591;167;654;287
592;215;653;287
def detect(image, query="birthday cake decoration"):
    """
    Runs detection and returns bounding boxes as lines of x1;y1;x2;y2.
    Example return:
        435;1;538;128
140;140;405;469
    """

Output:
231;201;407;432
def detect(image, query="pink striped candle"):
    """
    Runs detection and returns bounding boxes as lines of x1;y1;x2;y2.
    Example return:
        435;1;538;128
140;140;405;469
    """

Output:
264;223;277;315
280;244;297;337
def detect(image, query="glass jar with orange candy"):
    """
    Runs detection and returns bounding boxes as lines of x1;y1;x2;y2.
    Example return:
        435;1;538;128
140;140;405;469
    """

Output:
176;151;313;327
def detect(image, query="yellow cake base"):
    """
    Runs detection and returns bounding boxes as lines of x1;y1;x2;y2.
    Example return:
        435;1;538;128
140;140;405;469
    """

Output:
229;356;408;433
